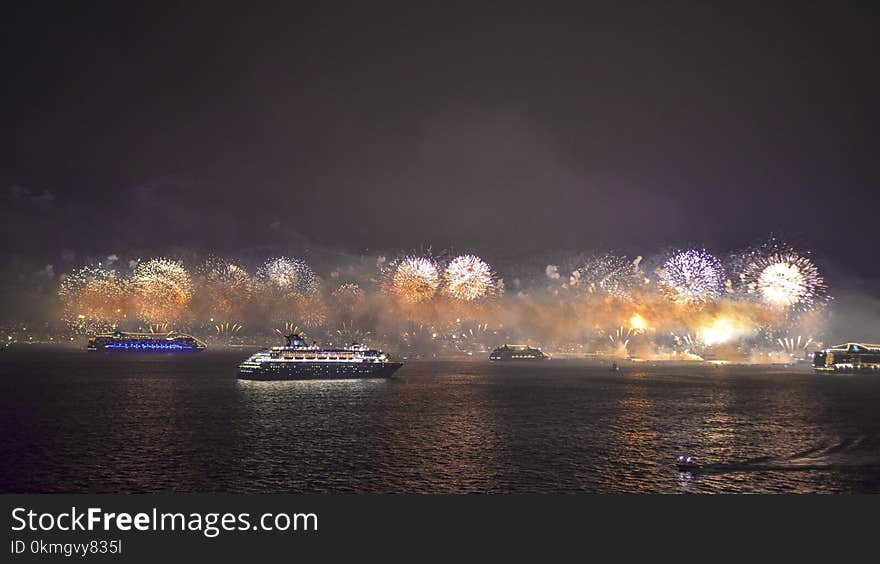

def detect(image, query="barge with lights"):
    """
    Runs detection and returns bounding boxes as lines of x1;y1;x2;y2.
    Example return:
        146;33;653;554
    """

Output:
88;330;207;351
237;334;403;380
813;342;880;372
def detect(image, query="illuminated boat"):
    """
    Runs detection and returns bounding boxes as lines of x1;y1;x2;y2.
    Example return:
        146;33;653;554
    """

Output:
812;343;880;372
88;330;207;351
489;344;548;361
237;334;403;380
676;455;699;472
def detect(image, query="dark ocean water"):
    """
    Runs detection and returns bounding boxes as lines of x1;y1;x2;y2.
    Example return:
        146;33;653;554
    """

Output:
2;348;879;493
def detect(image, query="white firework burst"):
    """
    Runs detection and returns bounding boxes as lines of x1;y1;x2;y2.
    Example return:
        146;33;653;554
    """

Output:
658;249;724;304
443;254;495;301
742;251;827;310
256;257;318;297
578;254;641;298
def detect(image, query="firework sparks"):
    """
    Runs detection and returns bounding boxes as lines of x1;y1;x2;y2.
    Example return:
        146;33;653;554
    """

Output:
443;254;495;301
673;333;701;353
607;326;632;352
579;254;641;298
658;249;724;304
274;322;301;337
46;238;833;360
742;250;827;310
778;335;814;354
58;264;126;333
256;257;318;297
388;256;440;304
215;322;243;335
297;294;328;328
129;258;193;324
148;322;170;333
196;257;251;319
331;283;365;312
334;320;371;345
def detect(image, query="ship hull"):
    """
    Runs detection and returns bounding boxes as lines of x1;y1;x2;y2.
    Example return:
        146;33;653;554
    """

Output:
88;343;205;352
489;357;547;361
488;344;548;361
813;365;880;373
238;361;403;381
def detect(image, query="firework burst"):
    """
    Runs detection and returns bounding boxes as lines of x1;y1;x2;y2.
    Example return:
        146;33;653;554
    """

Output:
129;258;193;324
58;264;126;333
387;256;440;304
331;283;365;312
577;254;642;298
657;249;724;304
296;294;328;328
256;257;318;297
195;257;252;319
740;250;827;310
442;254;497;301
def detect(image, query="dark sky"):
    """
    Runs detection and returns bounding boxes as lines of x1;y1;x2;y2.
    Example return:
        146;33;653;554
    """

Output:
2;2;878;280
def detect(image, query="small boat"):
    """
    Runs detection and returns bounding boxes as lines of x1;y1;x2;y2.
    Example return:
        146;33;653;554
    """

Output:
676;455;699;472
610;362;620;372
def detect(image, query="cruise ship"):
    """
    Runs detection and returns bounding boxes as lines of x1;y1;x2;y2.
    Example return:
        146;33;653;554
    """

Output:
489;344;548;361
88;330;207;351
237;334;403;380
813;342;880;372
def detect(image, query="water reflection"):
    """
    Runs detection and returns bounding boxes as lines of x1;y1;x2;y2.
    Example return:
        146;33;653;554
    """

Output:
677;471;699;493
232;376;393;493
377;362;501;493
605;371;663;493
3;351;880;493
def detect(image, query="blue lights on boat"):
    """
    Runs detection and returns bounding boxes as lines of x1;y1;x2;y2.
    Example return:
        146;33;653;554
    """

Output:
104;343;194;350
88;331;207;352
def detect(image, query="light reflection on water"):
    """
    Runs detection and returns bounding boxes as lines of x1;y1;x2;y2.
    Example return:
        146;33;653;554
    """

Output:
2;350;880;493
236;377;391;391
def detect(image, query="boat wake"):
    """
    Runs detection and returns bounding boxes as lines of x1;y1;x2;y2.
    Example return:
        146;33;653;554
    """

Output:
680;435;880;474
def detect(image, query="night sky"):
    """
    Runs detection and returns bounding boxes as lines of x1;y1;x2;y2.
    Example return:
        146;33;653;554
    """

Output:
2;3;878;282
